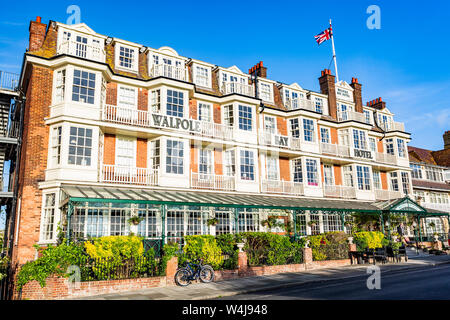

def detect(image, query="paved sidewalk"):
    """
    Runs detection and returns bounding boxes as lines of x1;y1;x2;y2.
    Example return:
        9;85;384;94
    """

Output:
74;251;450;300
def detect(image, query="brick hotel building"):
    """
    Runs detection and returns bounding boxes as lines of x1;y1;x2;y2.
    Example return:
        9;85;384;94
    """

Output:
8;17;434;266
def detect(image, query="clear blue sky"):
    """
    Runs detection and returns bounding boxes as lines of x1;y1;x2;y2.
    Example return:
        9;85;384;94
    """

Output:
0;0;449;152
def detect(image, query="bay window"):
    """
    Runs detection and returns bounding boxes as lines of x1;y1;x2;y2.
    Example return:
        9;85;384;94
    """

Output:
401;171;410;195
41;193;56;241
303;118;315;142
306;159;319;186
240;149;255;181
72;69;96;104
386;138;395;155
238;105;252;131
390;172;399;191
166;89;184;117
290;118;300;138
356;165;371;190
373;170;381;189
51;126;62;166
343;166;354;187
224;149;236;177
353;129;367;150
199;148;213;178
224;105;234;127
397;138;406;158
68;126;92;166
166;139;184;174
55;69;66;103
292;159;303;183
315;97;323;114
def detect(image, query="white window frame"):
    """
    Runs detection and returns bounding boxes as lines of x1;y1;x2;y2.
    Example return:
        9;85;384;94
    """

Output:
320;127;330;143
115;43;139;72
264;115;277;134
323;164;334;186
117;85;138;109
115;136;137;168
266;155;280;181
53;68;66;104
193;63;212;88
259;82;273;103
198;102;212;122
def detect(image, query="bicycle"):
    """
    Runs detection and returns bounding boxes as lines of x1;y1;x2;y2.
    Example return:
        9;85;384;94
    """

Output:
174;258;215;286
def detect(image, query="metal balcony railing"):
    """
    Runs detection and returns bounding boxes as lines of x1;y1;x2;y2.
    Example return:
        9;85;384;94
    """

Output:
191;171;235;191
149;64;186;81
375;189;402;201
379;121;405;132
323;185;356;199
220;82;254;97
0;71;19;91
57;40;105;63
101;165;159;186
337;111;366;123
261;180;304;195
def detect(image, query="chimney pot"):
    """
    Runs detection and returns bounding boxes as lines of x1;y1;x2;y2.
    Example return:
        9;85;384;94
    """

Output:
36;16;41;23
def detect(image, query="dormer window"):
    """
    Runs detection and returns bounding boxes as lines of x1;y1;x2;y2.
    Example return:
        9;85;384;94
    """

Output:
115;44;138;72
259;82;272;102
364;110;372;125
315;98;323;114
193;64;211;88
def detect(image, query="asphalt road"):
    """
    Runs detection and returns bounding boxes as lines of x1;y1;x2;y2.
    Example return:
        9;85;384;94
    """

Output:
216;264;450;300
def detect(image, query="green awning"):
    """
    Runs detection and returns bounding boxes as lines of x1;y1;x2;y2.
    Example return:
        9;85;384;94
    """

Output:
60;184;382;213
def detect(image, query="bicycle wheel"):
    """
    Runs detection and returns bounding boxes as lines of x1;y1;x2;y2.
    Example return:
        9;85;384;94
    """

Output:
175;268;191;286
199;265;215;283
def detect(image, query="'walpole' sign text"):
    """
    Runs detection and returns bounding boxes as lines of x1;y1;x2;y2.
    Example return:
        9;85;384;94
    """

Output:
152;114;202;133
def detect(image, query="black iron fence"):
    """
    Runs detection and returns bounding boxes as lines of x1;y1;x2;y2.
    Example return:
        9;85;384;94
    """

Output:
75;255;160;282
0;71;19;91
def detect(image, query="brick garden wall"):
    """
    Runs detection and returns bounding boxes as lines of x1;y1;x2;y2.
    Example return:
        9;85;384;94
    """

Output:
18;250;352;300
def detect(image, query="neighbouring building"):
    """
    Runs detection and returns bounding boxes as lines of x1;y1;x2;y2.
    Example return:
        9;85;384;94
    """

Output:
5;17;448;268
409;131;450;239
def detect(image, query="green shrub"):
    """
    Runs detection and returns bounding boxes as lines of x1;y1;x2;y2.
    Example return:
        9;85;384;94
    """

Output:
215;234;239;270
16;242;85;290
159;241;180;276
240;232;303;266
353;231;387;251
84;235;144;260
179;235;223;270
307;231;349;261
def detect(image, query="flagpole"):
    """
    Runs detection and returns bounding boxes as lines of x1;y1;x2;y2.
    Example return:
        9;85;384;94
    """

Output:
330;19;339;82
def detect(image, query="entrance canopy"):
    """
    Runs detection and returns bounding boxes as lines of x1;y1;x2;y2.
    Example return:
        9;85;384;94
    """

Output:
60;185;448;216
60;185;381;212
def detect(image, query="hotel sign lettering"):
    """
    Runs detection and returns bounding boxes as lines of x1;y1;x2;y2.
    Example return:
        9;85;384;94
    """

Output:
152;114;202;133
354;149;372;159
274;135;289;147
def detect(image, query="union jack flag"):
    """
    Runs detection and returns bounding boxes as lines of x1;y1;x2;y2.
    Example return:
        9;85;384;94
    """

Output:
314;27;332;45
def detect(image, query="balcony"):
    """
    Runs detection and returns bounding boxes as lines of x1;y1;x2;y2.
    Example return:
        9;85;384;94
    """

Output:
102;104;234;140
375;152;397;165
320;142;350;158
57;40;105;63
191;171;235;191
261;180;304;195
379;121;405;132
323;185;356;199
0;70;19;91
375;189;402;201
101;164;159;186
337;111;366;123
284;98;315;112
259;131;290;148
220;82;254;97
149;64;186;81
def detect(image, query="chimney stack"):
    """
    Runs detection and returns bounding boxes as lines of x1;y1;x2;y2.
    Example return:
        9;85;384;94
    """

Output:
366;97;386;110
29;16;46;52
248;61;267;78
350;77;363;113
444;131;450;150
319;69;337;119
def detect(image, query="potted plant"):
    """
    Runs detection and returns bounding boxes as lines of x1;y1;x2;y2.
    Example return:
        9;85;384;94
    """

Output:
128;216;144;226
206;217;219;226
307;220;317;228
